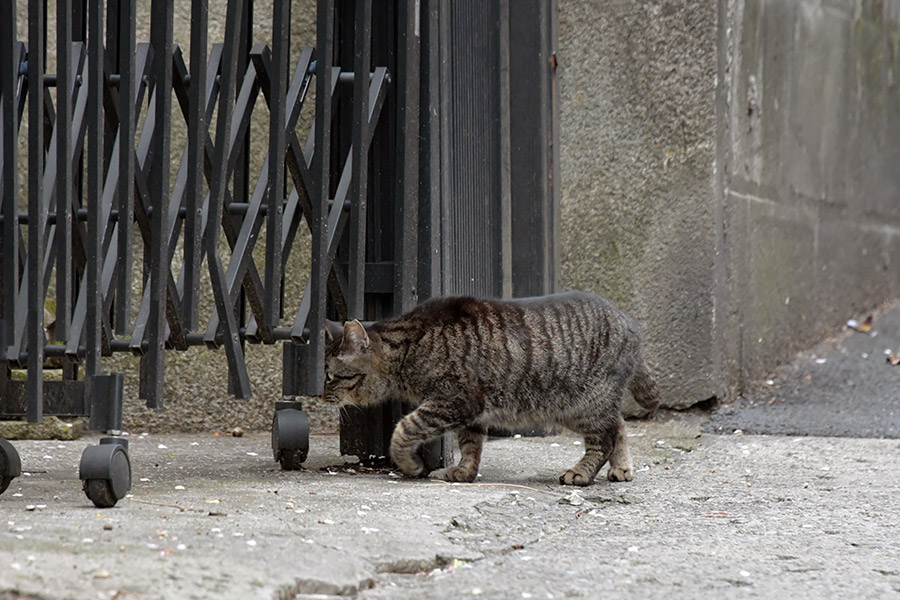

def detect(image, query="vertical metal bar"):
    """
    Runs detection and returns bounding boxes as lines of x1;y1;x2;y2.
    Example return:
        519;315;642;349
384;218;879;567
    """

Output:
146;0;173;408
85;0;104;426
26;0;46;423
340;1;384;463
348;0;371;320
265;0;289;330
56;0;73;340
498;0;512;298
0;0;18;360
394;0;419;313
233;0;252;208
548;0;560;292
71;0;86;42
397;0;445;470
307;0;334;395
183;0;208;330
114;0;135;333
226;0;252;395
207;0;251;398
508;0;559;297
103;0;119;167
437;0;451;297
416;0;441;302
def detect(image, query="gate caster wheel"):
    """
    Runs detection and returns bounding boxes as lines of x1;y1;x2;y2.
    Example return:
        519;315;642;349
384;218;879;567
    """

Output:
272;401;310;471
0;439;22;496
79;437;132;508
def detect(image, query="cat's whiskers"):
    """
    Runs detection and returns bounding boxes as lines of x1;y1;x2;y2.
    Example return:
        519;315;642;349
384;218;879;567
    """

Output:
337;401;365;421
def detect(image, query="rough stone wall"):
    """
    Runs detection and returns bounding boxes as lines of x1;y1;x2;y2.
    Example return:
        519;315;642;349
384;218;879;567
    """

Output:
719;0;900;391
558;0;722;409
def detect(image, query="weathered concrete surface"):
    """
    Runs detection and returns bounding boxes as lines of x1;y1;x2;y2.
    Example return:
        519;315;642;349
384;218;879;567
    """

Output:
558;1;722;411
3;416;900;599
560;0;900;412
718;0;900;392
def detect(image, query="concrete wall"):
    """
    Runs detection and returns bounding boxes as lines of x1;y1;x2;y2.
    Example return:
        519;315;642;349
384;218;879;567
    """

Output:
559;0;900;410
558;0;723;409
719;0;900;390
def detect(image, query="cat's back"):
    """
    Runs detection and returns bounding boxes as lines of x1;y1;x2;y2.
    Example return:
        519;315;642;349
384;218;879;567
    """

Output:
391;291;638;342
507;290;627;323
389;291;640;375
507;291;641;358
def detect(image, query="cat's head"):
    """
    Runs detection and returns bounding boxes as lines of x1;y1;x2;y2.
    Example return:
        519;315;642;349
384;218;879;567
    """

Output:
323;320;393;406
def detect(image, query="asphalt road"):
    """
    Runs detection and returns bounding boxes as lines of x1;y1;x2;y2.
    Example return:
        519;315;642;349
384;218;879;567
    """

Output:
706;301;900;439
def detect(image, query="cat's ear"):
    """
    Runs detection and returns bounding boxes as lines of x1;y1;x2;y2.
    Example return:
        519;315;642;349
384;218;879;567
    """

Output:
324;319;344;344
340;319;370;355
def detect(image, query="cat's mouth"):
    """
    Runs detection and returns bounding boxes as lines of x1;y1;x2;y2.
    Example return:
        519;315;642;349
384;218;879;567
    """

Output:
321;392;359;406
320;392;341;404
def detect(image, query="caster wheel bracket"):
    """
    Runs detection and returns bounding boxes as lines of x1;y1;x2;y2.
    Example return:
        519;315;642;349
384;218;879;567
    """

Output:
79;437;132;507
272;402;310;470
0;439;22;496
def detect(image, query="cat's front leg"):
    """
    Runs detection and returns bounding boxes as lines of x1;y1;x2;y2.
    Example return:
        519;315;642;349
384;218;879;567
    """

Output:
390;401;464;478
430;425;486;483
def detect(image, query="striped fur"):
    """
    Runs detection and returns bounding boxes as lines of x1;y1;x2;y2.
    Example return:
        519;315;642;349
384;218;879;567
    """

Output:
323;291;660;486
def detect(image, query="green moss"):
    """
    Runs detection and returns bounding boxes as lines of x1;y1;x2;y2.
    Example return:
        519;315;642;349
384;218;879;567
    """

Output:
852;4;900;113
0;416;87;440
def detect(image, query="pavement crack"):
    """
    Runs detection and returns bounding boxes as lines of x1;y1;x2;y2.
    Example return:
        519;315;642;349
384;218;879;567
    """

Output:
374;555;451;575
273;576;374;599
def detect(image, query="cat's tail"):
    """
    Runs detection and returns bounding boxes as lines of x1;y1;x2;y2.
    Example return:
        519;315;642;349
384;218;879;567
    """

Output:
629;359;661;419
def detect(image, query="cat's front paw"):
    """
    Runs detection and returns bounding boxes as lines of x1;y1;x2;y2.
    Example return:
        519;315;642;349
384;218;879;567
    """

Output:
606;465;633;482
392;451;426;478
430;466;478;483
559;469;594;486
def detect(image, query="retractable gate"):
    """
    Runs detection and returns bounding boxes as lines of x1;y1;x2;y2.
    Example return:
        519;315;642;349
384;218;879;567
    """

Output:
0;0;559;490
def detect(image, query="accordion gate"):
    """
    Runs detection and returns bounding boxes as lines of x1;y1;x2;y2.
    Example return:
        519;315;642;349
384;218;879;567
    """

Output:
0;0;559;470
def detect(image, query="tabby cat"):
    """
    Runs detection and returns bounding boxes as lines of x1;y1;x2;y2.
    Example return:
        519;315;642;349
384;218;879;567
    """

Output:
322;291;660;486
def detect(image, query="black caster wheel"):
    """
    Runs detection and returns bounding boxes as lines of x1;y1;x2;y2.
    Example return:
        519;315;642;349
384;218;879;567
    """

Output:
79;437;132;508
0;439;22;496
272;401;309;471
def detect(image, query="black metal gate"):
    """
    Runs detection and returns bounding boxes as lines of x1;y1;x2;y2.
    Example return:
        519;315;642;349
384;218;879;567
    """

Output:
1;0;558;466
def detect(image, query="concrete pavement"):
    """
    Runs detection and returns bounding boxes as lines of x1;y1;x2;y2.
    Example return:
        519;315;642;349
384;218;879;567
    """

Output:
5;301;900;599
2;410;899;599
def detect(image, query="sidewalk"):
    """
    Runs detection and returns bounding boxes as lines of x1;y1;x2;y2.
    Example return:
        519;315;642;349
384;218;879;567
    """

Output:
2;411;899;599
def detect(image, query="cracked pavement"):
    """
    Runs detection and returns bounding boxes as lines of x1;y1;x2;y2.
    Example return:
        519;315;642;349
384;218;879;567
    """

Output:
2;409;899;599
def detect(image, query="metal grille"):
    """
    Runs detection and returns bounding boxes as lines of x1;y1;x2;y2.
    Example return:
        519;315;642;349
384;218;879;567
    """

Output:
0;0;395;429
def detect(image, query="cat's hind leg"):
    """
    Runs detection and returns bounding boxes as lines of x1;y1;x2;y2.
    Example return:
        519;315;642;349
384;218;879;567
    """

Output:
430;425;486;483
629;357;661;418
559;428;612;486
605;415;633;482
559;414;633;486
